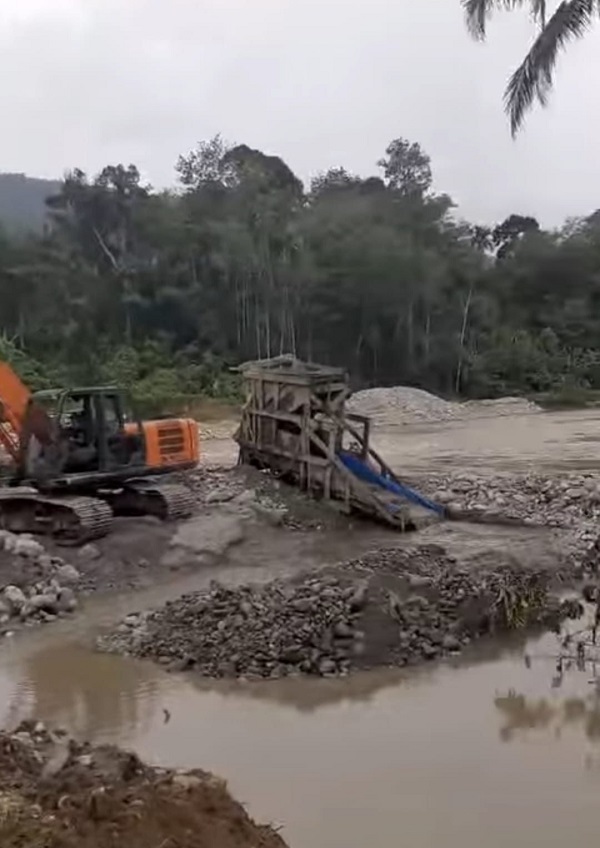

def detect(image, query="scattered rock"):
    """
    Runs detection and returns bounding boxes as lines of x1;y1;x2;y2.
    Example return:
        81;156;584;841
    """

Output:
78;543;102;562
3;584;26;613
98;545;562;679
0;537;82;628
14;537;44;558
54;563;81;585
57;587;78;612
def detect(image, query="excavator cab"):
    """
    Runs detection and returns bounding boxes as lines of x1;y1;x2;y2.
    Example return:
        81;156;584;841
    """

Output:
29;387;146;480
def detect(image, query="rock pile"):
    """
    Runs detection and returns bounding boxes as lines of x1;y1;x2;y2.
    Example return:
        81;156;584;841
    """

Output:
420;470;600;566
0;721;287;848
0;530;80;631
348;385;540;427
99;545;568;679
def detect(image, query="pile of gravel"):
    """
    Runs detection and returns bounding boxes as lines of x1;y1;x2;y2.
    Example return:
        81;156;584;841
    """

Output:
348;386;540;427
0;530;81;632
420;470;600;567
98;545;568;679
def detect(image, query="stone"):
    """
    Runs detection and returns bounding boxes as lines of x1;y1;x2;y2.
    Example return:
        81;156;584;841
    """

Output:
14;537;44;558
0;531;17;553
333;621;354;639
57;587;77;613
0;598;13;619
442;634;461;652
172;773;203;790
54;564;81;585
37;554;54;572
291;597;312;613
27;594;58;614
78;543;101;562
349;583;368;611
318;658;337;676
406;573;431;590
3;585;26;613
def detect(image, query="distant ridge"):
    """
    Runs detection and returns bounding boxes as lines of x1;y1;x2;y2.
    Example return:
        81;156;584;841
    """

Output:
0;173;61;233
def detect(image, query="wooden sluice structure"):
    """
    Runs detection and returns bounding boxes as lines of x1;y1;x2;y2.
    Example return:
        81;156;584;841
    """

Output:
234;356;444;531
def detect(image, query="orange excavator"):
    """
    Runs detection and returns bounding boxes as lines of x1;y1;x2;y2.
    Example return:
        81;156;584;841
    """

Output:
0;362;199;543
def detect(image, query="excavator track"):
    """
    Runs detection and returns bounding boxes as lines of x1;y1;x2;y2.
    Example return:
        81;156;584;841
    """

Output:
107;481;196;522
0;489;113;544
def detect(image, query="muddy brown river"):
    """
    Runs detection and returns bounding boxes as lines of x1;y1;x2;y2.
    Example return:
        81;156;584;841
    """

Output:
3;408;600;846
1;610;599;848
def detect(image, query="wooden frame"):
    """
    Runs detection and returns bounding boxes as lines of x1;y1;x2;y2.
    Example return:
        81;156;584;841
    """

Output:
235;356;435;531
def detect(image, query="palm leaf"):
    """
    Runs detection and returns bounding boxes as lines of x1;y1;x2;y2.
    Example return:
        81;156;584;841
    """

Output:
462;0;530;38
505;0;596;135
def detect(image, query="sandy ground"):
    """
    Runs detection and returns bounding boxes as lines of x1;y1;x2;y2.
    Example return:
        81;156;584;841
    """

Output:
190;408;600;580
202;408;600;475
2;407;598;619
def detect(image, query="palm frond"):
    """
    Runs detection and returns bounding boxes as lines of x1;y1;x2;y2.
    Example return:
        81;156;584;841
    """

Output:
505;0;596;135
530;0;548;25
463;0;528;39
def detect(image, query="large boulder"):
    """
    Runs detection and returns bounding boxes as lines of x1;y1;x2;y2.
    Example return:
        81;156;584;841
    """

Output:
3;585;26;614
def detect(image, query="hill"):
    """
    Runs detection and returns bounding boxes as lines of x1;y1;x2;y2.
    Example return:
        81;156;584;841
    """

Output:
0;173;61;233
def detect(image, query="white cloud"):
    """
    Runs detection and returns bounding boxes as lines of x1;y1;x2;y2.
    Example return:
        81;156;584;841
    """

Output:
0;0;599;225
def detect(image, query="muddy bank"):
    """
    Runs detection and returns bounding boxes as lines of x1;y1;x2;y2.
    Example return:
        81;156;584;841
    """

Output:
0;466;344;636
0;720;287;848
98;544;579;679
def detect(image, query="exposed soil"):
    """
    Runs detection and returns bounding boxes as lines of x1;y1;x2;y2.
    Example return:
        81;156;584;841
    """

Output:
0;721;287;848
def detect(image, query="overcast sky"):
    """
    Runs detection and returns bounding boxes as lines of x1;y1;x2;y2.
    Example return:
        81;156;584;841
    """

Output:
0;0;599;227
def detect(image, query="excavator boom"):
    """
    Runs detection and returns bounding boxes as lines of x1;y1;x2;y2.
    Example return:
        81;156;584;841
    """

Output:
0;362;30;462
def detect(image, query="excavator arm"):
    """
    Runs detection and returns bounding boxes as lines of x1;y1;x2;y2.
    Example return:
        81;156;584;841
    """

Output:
0;362;54;469
0;362;31;463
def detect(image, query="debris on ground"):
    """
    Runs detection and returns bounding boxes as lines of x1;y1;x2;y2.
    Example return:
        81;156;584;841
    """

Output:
98;544;573;679
0;721;287;848
348;385;540;427
0;530;80;633
418;470;600;569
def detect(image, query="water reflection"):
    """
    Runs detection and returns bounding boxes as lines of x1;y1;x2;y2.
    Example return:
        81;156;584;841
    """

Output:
495;690;600;743
2;620;600;847
2;642;160;740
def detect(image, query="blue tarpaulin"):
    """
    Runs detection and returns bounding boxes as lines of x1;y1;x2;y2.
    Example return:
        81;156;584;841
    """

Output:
338;451;445;516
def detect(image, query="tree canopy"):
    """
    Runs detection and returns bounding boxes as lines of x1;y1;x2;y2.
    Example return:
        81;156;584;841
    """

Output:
1;133;599;412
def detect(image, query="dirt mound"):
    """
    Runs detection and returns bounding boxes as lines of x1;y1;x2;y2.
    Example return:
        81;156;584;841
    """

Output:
99;545;572;679
348;385;540;426
0;721;287;848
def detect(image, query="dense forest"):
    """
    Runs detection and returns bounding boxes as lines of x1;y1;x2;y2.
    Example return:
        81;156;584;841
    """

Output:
1;134;600;412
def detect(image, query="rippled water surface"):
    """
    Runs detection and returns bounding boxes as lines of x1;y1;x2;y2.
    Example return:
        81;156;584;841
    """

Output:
1;617;600;848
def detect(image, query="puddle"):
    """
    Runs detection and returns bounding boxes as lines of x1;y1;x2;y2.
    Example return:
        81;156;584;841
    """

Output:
1;623;600;847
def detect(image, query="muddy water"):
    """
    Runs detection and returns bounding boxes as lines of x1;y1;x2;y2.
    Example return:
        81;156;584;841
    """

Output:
202;409;600;475
1;620;600;848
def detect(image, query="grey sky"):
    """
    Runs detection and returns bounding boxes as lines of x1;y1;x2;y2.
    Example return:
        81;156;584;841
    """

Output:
0;0;598;227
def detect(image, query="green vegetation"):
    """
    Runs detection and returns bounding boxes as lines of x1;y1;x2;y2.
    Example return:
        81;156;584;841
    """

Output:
2;135;600;412
464;0;599;134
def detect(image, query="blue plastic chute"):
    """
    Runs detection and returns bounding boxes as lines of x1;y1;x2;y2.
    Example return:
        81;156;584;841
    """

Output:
337;451;445;516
